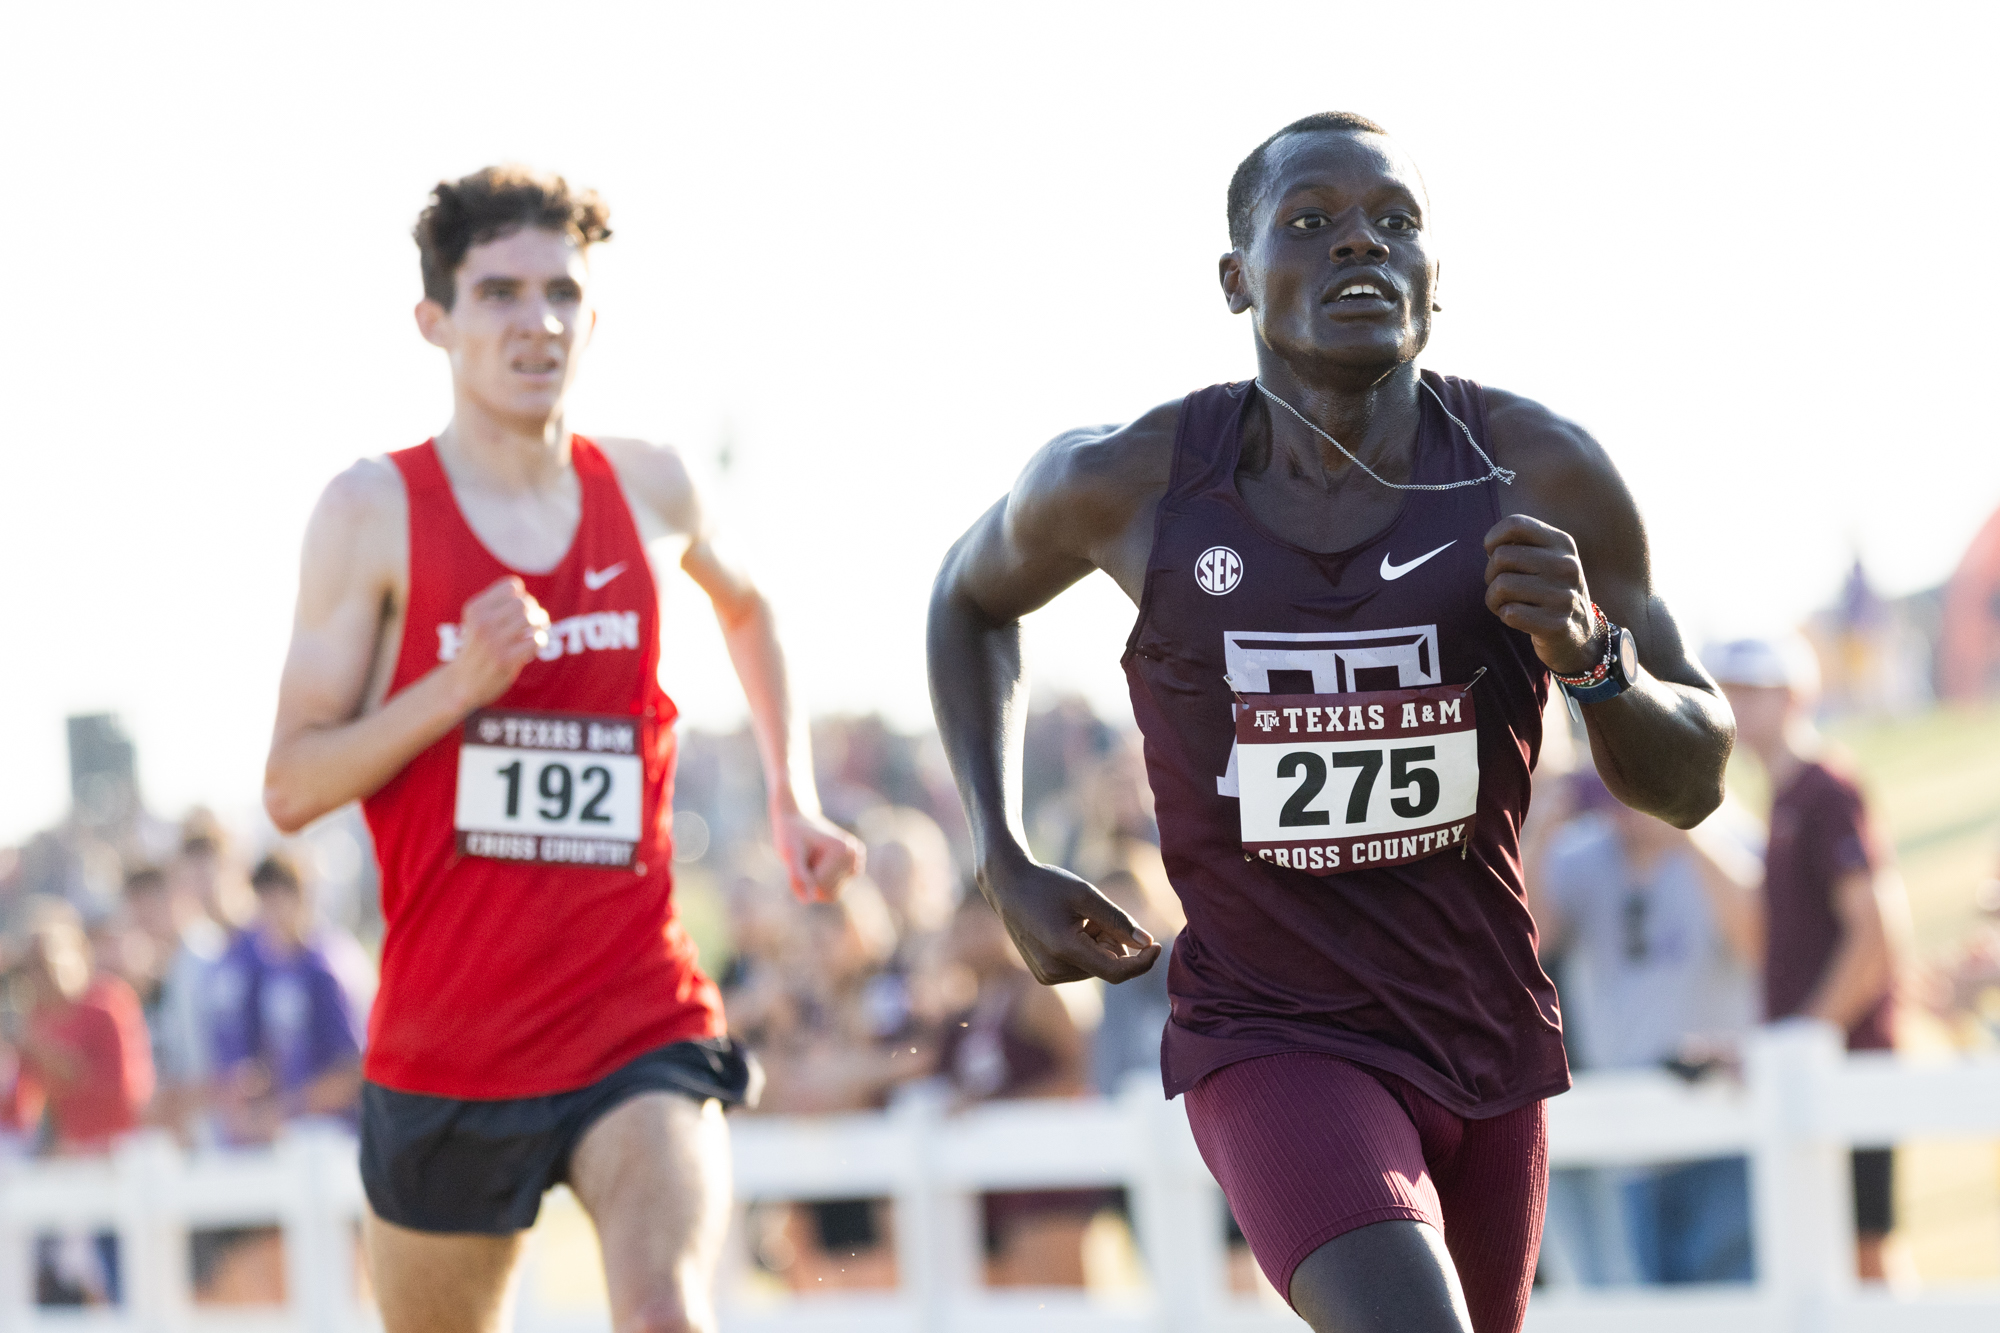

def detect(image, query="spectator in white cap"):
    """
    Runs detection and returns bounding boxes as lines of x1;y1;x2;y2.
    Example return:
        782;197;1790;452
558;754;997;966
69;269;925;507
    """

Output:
1704;634;1821;701
1703;633;1899;1281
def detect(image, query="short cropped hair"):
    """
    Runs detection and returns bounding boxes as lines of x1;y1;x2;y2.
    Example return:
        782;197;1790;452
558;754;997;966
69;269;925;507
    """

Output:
250;852;304;896
1227;112;1390;250
414;165;613;308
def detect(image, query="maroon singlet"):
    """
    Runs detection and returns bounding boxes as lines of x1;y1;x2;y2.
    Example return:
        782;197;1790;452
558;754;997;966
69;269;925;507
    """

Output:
1124;374;1569;1117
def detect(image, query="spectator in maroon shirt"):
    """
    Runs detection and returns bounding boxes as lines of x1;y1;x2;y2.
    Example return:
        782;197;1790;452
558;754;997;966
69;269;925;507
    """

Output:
4;898;155;1154
1709;635;1899;1281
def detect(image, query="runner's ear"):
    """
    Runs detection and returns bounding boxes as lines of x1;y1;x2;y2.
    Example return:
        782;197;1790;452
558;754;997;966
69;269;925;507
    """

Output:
1220;251;1254;314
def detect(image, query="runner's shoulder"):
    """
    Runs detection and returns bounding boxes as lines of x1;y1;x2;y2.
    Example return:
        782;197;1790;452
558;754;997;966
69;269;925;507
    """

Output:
1478;386;1634;528
317;454;405;519
593;436;698;534
1480;387;1613;483
1015;399;1180;530
303;456;406;581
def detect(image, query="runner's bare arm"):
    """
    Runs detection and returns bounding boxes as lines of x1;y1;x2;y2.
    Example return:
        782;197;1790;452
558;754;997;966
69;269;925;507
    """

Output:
1481;392;1734;828
601;439;861;902
1802;867;1894;1030
927;407;1177;986
263;461;547;833
1685;821;1766;967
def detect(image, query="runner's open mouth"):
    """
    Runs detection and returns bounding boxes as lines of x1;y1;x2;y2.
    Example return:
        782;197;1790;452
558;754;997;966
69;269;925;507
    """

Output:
1320;270;1399;305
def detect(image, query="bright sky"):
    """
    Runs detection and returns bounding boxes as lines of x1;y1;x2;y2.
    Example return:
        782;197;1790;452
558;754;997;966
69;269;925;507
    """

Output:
3;3;1996;846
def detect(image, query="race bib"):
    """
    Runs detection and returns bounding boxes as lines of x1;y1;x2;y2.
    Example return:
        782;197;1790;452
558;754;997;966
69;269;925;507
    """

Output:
454;708;646;868
1236;684;1479;876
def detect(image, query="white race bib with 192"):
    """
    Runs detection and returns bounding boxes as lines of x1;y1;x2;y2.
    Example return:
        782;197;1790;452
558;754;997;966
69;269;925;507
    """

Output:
1237;684;1479;875
454;708;645;868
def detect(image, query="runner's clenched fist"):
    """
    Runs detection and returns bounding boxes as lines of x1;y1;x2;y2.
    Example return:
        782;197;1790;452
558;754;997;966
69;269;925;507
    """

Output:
449;575;551;709
773;808;865;904
976;858;1160;986
1482;513;1600;678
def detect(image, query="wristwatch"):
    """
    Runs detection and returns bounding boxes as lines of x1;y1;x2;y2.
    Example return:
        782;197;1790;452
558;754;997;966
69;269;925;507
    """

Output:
1553;603;1639;705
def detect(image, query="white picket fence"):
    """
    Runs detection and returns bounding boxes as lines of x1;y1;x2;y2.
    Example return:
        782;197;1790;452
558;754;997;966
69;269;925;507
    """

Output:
1;1022;1997;1333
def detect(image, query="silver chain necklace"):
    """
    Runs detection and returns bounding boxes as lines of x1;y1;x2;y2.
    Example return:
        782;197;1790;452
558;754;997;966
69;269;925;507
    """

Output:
1254;378;1515;492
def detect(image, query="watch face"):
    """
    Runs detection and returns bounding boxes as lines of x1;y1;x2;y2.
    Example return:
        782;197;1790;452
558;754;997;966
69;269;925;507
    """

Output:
1617;626;1639;682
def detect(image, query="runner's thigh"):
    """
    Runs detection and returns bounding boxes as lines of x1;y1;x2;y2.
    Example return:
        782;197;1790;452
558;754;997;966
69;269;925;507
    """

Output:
363;1210;525;1333
1185;1052;1445;1300
568;1091;732;1331
1430;1099;1548;1333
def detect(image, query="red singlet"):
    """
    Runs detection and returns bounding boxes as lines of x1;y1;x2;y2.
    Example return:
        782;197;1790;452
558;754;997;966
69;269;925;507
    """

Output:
361;438;723;1099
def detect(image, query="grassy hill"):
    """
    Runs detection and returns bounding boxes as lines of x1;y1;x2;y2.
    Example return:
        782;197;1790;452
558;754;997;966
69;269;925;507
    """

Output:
1828;699;2000;954
1819;700;2000;1283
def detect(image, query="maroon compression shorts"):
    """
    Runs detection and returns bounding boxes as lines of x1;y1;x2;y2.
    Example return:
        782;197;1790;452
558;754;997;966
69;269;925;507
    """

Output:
1185;1052;1547;1333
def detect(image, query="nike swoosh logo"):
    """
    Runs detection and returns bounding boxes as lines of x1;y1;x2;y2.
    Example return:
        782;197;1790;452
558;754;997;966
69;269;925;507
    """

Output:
583;562;628;591
1380;541;1455;581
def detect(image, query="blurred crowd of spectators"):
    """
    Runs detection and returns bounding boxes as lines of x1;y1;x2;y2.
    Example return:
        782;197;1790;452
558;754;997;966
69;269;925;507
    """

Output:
1527;633;1977;1291
0;817;373;1164
0;703;1176;1298
695;704;1182;1291
0;813;373;1303
9;657;2000;1302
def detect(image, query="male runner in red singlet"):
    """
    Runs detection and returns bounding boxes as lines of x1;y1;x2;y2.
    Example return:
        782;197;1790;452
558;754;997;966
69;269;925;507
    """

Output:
929;114;1734;1333
263;166;861;1333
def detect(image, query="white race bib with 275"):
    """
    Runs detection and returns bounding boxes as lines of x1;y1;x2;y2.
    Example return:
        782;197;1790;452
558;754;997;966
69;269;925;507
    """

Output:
454;708;645;868
1236;684;1479;876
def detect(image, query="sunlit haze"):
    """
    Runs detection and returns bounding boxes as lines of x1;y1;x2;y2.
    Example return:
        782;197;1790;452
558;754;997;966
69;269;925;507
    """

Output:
3;3;1995;844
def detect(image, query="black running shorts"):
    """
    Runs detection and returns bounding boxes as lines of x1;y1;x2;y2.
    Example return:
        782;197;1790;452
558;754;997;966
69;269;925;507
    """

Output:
360;1037;759;1234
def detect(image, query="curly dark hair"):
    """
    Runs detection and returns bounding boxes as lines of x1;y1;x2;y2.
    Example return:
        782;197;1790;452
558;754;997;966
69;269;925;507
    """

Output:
1226;112;1390;251
414;165;612;307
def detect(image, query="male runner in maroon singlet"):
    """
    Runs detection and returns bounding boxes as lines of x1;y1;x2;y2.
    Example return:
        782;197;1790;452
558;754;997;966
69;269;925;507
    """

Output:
928;114;1734;1333
263;167;861;1333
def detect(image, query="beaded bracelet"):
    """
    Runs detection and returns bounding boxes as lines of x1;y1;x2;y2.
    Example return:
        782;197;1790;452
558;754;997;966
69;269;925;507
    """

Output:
1551;602;1614;688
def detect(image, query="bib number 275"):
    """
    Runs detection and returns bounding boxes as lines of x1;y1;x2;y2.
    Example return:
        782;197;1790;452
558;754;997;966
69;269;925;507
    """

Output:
1236;685;1479;875
1275;745;1441;826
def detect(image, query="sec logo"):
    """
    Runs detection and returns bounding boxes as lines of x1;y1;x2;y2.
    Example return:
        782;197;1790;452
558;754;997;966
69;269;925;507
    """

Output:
1195;545;1243;595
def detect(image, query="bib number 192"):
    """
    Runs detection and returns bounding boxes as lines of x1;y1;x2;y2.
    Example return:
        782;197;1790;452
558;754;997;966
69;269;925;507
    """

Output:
1236;685;1479;875
454;709;646;868
493;758;620;825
